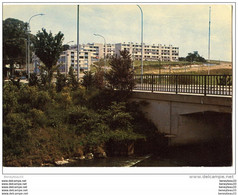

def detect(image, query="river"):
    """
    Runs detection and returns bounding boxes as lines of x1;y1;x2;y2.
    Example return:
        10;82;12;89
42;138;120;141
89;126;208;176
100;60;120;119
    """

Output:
63;143;232;167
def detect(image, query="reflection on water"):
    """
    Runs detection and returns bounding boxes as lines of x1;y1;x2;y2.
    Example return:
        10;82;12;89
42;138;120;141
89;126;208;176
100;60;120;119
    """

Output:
63;142;232;167
63;155;151;167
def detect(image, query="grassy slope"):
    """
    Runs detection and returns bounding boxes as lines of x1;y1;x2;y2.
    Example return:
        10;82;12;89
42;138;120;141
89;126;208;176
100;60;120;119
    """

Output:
133;60;232;75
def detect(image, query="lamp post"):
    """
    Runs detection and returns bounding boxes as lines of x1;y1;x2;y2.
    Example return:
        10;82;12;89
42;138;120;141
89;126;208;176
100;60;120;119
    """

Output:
65;41;74;76
93;33;107;69
27;13;44;80
208;6;211;75
137;5;144;78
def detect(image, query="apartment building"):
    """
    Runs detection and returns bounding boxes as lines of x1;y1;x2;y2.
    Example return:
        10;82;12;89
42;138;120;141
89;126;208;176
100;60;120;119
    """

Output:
70;43;104;61
58;49;92;74
105;43;115;57
58;42;179;73
115;42;179;62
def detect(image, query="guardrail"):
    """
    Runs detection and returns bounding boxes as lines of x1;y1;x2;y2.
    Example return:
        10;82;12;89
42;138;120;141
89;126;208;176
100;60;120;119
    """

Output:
134;74;232;96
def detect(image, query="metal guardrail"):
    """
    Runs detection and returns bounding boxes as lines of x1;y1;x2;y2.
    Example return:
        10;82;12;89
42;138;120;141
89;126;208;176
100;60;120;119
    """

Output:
134;74;232;96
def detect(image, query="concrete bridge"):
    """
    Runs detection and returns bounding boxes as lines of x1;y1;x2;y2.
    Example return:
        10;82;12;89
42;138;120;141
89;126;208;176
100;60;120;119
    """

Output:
131;91;232;146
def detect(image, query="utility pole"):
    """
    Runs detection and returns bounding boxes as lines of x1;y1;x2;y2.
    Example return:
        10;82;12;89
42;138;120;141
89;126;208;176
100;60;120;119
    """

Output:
77;5;80;80
208;6;211;75
137;5;144;82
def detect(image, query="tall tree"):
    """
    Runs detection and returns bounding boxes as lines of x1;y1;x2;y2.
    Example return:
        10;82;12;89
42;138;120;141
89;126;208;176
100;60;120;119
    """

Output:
34;28;64;83
3;18;28;78
105;50;135;91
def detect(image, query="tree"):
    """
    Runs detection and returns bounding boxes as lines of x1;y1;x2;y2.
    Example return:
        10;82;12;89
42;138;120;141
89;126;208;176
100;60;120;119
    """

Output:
34;28;64;83
82;71;95;90
3;18;28;78
185;51;206;62
179;57;186;61
68;66;79;90
56;70;67;92
105;50;135;91
62;44;70;51
92;59;105;89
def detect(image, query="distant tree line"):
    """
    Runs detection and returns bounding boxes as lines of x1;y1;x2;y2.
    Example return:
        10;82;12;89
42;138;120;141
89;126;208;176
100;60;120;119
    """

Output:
179;51;206;63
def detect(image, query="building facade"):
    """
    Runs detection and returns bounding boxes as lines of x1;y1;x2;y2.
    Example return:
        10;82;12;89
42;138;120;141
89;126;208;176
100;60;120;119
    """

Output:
58;42;179;73
58;49;92;74
115;42;179;62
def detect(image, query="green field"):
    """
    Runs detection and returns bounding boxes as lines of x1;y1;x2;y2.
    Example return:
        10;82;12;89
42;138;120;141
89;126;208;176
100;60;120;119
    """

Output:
132;60;232;75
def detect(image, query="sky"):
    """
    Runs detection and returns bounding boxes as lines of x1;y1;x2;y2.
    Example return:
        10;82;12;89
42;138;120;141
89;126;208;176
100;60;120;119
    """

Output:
2;3;233;61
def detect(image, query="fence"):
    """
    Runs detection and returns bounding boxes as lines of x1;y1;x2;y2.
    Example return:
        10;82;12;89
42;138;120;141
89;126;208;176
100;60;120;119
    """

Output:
134;74;232;96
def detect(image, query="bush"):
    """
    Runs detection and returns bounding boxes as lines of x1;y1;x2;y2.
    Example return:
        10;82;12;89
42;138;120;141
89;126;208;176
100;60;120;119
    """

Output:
29;73;39;86
3;82;19;115
82;71;95;90
3;75;162;166
56;70;67;92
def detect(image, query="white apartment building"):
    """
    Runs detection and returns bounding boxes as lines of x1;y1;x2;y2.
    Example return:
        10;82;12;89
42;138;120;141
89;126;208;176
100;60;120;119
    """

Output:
115;42;179;62
58;42;179;73
70;43;116;59
58;49;92;74
70;43;104;62
105;44;115;57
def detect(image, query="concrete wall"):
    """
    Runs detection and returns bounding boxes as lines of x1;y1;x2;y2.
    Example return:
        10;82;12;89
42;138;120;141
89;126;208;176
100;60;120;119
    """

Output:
131;92;232;146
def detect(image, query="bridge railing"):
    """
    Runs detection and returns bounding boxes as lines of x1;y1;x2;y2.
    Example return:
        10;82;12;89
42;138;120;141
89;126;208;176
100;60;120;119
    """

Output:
134;74;232;96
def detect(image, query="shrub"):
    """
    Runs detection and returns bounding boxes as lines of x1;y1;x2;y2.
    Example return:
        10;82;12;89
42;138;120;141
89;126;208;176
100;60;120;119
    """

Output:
56;70;67;92
82;71;95;90
29;73;39;86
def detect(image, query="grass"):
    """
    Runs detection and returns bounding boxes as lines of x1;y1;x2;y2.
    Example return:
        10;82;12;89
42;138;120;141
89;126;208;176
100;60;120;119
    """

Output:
182;69;232;75
133;60;199;67
133;60;232;75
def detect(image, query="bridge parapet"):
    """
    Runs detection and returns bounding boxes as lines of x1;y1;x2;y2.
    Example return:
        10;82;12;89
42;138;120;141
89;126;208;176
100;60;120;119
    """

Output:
131;91;232;113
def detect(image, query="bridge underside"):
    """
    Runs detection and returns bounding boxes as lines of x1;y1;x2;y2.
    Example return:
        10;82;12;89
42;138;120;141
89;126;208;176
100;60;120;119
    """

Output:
131;91;232;166
130;91;232;145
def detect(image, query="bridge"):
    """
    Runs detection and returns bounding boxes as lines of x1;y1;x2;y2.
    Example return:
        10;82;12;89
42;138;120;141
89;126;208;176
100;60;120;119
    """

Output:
131;74;232;147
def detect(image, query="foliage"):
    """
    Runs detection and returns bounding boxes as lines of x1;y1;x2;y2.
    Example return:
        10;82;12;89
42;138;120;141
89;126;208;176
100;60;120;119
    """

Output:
91;59;106;89
3;82;19;115
10;78;22;89
34;28;64;83
68;66;79;90
3;75;161;166
56;70;67;92
3;18;28;77
82;71;95;90
29;73;39;86
185;51;206;62
62;44;70;51
179;57;186;61
106;50;135;91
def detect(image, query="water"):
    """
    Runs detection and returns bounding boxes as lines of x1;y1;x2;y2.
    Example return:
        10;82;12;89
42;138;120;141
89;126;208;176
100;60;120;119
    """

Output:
63;155;151;167
63;143;232;167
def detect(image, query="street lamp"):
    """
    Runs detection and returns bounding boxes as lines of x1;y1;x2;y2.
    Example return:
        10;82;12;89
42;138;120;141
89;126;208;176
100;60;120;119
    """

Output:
65;41;74;76
27;13;44;80
137;5;144;77
93;33;107;69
